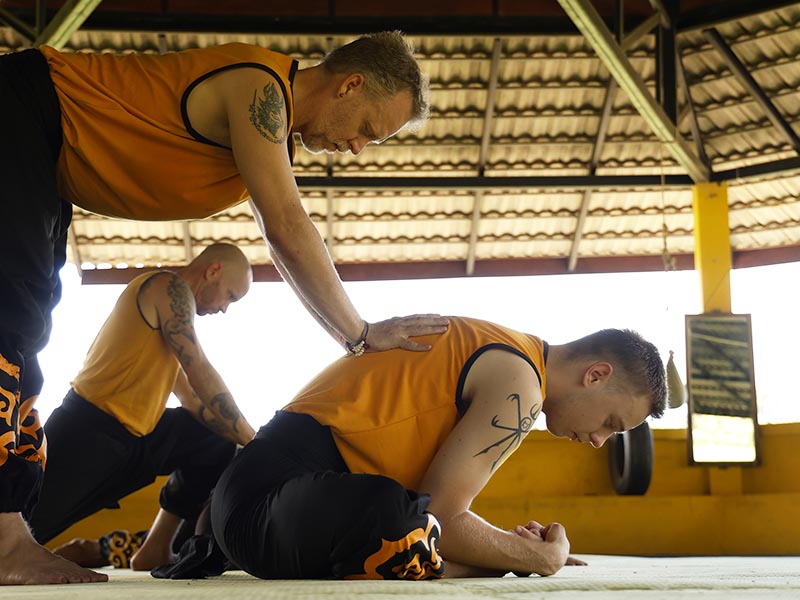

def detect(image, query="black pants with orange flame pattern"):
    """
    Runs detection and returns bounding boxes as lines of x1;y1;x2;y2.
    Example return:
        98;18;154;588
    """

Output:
211;411;444;580
0;49;70;514
28;390;235;543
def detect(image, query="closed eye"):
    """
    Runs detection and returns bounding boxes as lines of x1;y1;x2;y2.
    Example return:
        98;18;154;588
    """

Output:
362;123;380;142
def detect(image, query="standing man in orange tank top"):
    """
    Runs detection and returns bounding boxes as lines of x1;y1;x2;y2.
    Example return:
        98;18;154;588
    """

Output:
0;32;448;585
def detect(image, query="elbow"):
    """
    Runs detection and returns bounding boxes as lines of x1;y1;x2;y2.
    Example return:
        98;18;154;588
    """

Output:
424;499;460;529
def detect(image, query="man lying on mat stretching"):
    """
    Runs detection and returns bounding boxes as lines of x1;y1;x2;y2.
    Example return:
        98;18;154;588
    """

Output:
205;316;666;579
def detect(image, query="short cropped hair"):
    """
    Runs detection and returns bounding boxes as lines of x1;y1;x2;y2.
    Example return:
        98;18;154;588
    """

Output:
566;329;667;419
322;31;430;129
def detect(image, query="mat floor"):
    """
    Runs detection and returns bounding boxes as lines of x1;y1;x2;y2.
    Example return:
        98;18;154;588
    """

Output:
3;555;800;599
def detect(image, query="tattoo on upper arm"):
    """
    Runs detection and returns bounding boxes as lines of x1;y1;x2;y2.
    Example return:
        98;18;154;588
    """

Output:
249;83;286;144
474;393;542;473
162;277;197;367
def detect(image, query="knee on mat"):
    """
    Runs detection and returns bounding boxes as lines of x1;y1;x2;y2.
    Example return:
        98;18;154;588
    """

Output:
338;511;444;581
353;476;430;524
336;476;445;581
159;472;206;520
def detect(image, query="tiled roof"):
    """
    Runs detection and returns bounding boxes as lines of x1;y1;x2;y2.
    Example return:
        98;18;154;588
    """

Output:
2;1;798;281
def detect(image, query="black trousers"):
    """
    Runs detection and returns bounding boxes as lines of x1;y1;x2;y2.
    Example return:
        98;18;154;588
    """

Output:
0;48;69;514
29;390;235;543
210;411;444;580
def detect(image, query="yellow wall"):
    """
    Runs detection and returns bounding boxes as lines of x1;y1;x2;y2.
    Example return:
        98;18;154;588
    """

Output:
474;422;800;555
47;423;800;555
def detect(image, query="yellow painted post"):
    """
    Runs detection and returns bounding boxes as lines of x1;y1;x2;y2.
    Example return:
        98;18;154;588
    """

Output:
691;181;742;494
692;181;732;313
707;466;743;496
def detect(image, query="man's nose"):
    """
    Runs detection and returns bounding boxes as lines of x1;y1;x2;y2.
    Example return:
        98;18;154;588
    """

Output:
349;137;367;155
589;431;613;448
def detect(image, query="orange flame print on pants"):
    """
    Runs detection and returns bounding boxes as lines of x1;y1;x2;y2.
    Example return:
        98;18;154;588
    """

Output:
347;513;444;580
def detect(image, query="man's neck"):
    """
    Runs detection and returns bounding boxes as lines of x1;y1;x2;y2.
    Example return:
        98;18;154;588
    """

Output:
542;344;569;400
172;265;200;298
291;65;331;133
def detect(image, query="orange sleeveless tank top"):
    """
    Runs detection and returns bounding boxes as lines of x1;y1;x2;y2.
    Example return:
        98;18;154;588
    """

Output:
283;317;547;490
41;43;297;220
72;272;181;436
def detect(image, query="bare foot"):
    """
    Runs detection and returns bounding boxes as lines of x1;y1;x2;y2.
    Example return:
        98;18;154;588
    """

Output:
129;541;175;571
130;509;181;571
0;513;108;585
53;538;108;568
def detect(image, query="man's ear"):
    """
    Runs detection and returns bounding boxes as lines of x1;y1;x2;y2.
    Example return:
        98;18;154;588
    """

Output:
584;361;613;386
337;73;365;98
205;261;222;281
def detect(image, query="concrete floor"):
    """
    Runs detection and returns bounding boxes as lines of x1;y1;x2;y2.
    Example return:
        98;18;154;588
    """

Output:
3;555;800;599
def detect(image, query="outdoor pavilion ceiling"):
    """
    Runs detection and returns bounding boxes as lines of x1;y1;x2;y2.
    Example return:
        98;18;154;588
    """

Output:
1;0;799;284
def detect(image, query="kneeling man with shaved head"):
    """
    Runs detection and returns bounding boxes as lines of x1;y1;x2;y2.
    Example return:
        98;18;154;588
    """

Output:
30;243;256;573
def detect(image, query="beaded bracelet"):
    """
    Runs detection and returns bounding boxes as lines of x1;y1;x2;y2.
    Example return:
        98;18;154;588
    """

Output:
345;321;369;357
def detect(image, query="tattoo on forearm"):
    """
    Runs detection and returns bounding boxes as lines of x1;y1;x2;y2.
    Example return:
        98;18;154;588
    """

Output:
249;83;285;144
208;392;241;433
197;393;243;443
474;393;541;472
163;277;197;367
197;406;229;438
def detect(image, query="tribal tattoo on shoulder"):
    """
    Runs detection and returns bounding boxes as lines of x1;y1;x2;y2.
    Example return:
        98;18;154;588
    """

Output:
249;83;286;144
474;393;542;473
162;277;197;367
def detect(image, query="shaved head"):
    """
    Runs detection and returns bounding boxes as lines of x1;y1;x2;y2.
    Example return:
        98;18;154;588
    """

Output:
195;243;251;274
189;244;253;315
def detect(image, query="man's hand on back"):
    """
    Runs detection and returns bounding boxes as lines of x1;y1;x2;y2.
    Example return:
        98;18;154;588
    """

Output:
365;314;449;352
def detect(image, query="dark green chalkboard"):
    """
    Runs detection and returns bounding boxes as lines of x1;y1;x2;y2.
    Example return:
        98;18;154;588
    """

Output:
685;314;756;419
